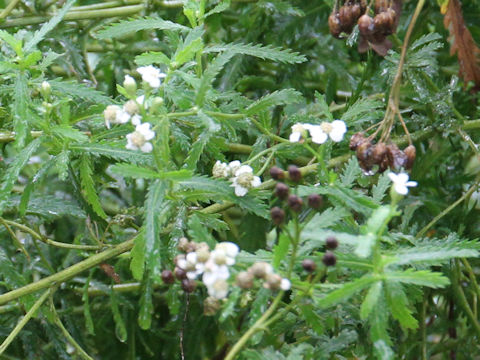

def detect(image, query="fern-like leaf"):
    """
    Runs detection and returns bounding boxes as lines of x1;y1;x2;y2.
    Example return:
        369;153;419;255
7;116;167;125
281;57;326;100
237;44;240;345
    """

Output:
96;17;190;39
245;89;303;115
79;155;107;219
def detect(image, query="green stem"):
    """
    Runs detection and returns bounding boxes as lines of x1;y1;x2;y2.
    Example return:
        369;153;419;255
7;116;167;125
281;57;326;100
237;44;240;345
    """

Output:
461;258;480;301
2;219;106;251
250;118;288;143
0;218;30;259
0;289;51;356
225;291;284;360
0;0;21;20
71;0;142;11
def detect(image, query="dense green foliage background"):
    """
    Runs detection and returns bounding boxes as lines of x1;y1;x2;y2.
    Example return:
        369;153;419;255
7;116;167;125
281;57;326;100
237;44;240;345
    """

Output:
1;0;480;359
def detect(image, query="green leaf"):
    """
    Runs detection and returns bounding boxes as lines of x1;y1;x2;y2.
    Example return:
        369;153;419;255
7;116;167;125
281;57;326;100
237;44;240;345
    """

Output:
24;0;75;52
49;79;112;104
385;282;418;329
13;71;28;147
0;138;42;214
138;274;154;330
354;233;376;258
386;269;450;288
219;287;241;323
71;143;154;165
110;290;128;342
56;150;70;181
360;281;382;320
51;125;89;143
369;293;393;360
205;0;231;17
174;36;203;66
184;131;213;170
299;302;324;335
341;98;383;125
204;42;307;64
0;30;23;56
135;51;171;66
130;231;146;281
245;89;303;115
340;157;362;188
314;92;333;121
372;172;391;202
187;213;215;247
365;205;396;235
82;271;95;335
273;232;290;269
110;163;192;181
318;275;379;308
79;155;107;219
96;16;190;39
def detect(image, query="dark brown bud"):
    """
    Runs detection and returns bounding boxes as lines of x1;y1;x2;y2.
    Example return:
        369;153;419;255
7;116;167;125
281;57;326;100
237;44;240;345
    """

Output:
174;266;187;280
404;145;416;170
328;14;342;38
375;0;389;14
275;182;289;200
338;5;355;33
386;144;408;169
358;14;374;36
349;132;366;151
356;141;373;170
161;270;175;284
287;195;303;212
322;252;337;267
181;279;197;293
325;236;339;250
288;165;302;183
269;166;285;180
351;3;362;21
236;271;254;289
372;142;387;164
302;259;317;272
308;194;323;209
270;207;285;226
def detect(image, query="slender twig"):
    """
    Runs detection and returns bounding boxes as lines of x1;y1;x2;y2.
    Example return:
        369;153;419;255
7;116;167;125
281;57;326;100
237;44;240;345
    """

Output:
0;217;30;259
0;0;21;20
0;289;51;356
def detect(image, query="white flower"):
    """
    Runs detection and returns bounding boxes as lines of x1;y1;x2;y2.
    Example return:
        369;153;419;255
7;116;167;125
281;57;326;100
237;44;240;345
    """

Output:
215;242;239;264
124;75;136;88
388;172;417;195
126;123;155;153
212;160;229;178
131;114;142;126
177;252;202;280
280;278;291;291
231;165;262;197
227;160;241;177
103;105;123;128
202;261;230;287
207;279;229;299
308;120;347;144
289;123;309;143
137;65;166;89
115;109;131;124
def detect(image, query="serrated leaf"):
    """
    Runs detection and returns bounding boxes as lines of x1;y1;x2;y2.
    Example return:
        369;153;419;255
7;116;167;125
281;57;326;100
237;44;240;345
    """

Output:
96;16;190;39
184;131;213;170
340;157;362;187
56;150;70;181
390;243;479;266
0;138;41;214
110;290;127;342
369;293;393;360
174;36;203;66
205;0;231;17
79;155;107;219
245;89;303;115
49;79;111;104
219;287;240;323
386;269;450;288
13;71;28;147
385;282;418;329
0;30;23;56
110;163;192;181
299;303;324;335
138;274;154;330
318;275;379;308
360;281;382;320
341;98;383;125
130;231;146;281
204;42;306;64
51;125;89;142
71;143;154;165
135;51;171;66
24;0;75;52
372;172;391;202
187;213;215;247
273;232;290;269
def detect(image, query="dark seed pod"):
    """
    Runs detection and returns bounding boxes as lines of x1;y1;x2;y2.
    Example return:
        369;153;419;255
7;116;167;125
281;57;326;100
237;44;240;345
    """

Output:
350;132;366;151
288;165;302;183
326;236;339;250
302;259;317;272
404;145;416;170
275;182;290;200
328;13;342;38
356;141;374;170
358;14;374;36
308;194;323;209
174;266;187;280
287;195;303;212
373;12;389;34
236;271;254;289
351;3;362;21
371;142;387;164
270;166;285;180
322;252;337;267
161;270;175;284
270;207;285;226
386;144;408;169
338;5;355;33
181;279;197;293
375;0;389;13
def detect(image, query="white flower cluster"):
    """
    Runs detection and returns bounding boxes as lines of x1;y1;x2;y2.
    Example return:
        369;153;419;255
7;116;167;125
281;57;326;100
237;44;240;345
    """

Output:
176;241;240;299
137;65;166;89
289;120;347;144
212;160;262;197
388;172;417;195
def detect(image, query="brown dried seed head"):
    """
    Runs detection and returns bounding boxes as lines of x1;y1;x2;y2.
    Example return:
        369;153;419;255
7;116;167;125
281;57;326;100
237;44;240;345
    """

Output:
263;273;282;290
302;259;317;272
326;236;339;250
161;270;175;284
236;271;254;289
322;252;337;267
270;207;285;226
349;132;366;151
386;144;408;169
275;182;290;200
249;262;272;279
174;266;187;280
329;14;342;38
288;165;302;182
372;142;388;164
270;166;285;180
338;5;355;33
308;194;323;209
177;237;190;252
181;279;197;293
287;195;303;212
358;14;374;36
404;145;416;169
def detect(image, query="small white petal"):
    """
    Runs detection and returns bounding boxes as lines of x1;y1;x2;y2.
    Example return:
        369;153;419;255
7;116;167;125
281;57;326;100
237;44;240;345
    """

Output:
116;110;130;124
251;176;262;188
388;172;398;182
289;132;302;143
308;125;328;144
140;142;153;153
234;185;248;197
395;184;409;195
406;181;418;187
329;121;347;142
235;165;253;177
131;114;142;126
280;278;291;291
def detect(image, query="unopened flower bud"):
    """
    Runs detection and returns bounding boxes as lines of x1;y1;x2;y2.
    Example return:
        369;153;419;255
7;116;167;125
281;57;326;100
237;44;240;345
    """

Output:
322;252;337;267
123;100;139;116
174;266;187;280
123;75;137;96
249;262;273;279
181;279;197;293
307;194;323;209
204;296;221;316
270;207;285;226
269;166;285;180
161;269;175;284
40;81;51;98
288;165;302;182
302;259;317;272
326;236;339;250
287;195;303;212
236;271;254;289
196;247;210;263
275;183;289;200
404;145;416;170
263;273;282;290
177;237;190;252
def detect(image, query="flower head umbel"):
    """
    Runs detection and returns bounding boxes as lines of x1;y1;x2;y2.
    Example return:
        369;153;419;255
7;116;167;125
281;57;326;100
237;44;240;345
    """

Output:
289;123;309;143
231;165;262;197
126;123;155;153
308;120;347;144
137;65;166;89
388;172;417;195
